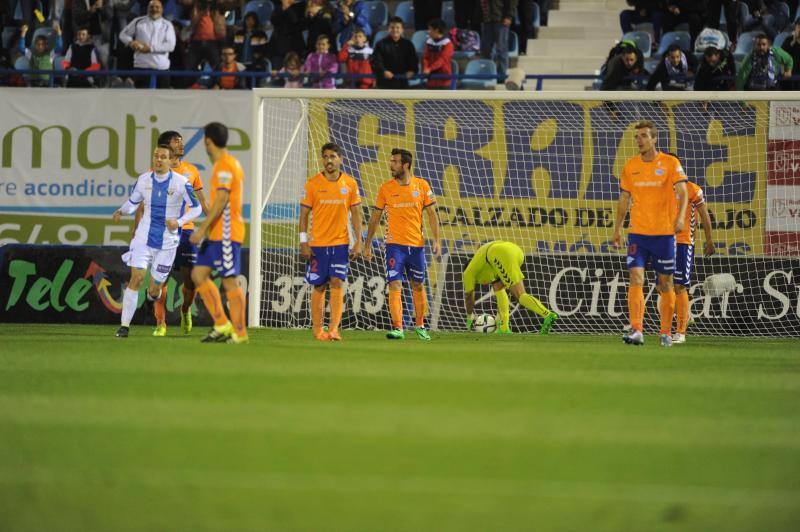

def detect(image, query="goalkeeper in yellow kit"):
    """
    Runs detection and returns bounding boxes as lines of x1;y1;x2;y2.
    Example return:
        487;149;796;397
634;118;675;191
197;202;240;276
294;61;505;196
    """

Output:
463;240;559;334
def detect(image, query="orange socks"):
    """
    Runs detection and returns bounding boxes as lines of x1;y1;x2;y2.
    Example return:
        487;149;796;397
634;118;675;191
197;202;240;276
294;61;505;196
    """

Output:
659;289;676;335
329;286;344;333
154;286;167;326
412;287;426;328
226;287;247;338
388;289;403;329
628;285;644;332
676;290;689;334
311;288;326;336
197;279;228;327
181;283;196;314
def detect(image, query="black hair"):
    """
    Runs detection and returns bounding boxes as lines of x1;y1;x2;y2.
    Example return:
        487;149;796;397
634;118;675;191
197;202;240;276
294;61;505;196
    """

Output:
204;122;228;148
388;16;404;27
157;130;181;146
243;11;260;27
321;142;342;156
666;43;682;54
391;148;413;169
755;33;770;43
427;18;447;35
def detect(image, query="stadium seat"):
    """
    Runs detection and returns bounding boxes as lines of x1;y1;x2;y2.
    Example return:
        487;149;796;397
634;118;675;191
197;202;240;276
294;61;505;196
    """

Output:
2;27;17;50
442;1;455;29
225;9;236;26
366;1;388;30
734;31;759;60
14;56;29;70
244;0;272;25
508;31;519;58
162;0;178;20
622;30;652;58
411;30;427;55
462;58;497;89
372;29;389;46
644;57;660;74
777;2;790;20
774;31;792;48
409;58;422;87
657;31;691;55
450;58;459;88
532;2;540;27
394;1;414;29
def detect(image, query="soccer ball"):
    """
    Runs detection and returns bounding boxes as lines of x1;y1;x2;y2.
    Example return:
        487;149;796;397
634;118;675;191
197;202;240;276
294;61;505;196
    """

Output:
474;314;497;333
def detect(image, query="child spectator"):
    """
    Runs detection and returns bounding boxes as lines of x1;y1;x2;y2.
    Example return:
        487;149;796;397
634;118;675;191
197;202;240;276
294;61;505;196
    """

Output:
422;18;454;89
275;50;303;87
337;27;373;89
213;45;246;90
63;26;101;87
19;22;64;87
303;34;337;89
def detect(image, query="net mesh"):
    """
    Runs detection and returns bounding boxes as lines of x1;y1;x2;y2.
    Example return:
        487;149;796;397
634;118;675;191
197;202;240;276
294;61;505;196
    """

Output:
256;94;800;336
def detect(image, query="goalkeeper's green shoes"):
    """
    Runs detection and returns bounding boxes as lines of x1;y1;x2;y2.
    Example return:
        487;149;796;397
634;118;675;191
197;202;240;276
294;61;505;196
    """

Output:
181;311;192;335
539;312;559;335
152;324;167;337
386;328;405;340
495;327;513;335
414;327;431;341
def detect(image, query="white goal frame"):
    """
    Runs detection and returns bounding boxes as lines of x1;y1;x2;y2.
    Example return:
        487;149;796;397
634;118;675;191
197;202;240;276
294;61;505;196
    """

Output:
249;89;800;329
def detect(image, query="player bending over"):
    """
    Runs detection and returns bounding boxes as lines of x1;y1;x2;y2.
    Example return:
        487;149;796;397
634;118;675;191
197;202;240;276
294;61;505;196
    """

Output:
463;240;559;335
112;145;202;337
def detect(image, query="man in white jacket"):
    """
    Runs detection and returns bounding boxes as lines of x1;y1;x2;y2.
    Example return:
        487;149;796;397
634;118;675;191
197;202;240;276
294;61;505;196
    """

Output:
118;0;176;88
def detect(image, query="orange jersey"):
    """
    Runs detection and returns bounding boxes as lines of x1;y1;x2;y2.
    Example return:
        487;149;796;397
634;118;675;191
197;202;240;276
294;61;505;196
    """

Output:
208;152;245;243
620;151;687;236
175;160;203;230
676;181;705;245
375;176;436;247
300;172;362;246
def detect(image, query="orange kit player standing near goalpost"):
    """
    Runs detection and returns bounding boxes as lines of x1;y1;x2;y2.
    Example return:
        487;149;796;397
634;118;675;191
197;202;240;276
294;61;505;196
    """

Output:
364;148;441;340
299;143;363;341
613;121;688;347
189;122;249;344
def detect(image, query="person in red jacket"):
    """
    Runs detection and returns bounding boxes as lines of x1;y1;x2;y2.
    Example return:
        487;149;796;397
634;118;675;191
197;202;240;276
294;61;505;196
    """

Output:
422;18;453;89
337;27;374;89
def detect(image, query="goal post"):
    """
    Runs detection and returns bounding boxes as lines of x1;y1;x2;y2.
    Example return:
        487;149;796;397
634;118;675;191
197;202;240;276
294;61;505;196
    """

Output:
250;89;800;336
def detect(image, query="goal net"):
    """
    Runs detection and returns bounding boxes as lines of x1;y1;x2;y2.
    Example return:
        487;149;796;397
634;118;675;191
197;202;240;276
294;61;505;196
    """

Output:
249;90;800;337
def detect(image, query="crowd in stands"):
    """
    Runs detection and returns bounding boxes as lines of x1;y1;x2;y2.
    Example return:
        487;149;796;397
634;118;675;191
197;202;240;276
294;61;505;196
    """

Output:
0;0;553;89
607;0;800;90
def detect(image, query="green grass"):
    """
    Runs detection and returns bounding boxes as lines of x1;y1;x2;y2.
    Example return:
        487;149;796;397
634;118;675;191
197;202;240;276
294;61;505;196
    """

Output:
1;324;799;532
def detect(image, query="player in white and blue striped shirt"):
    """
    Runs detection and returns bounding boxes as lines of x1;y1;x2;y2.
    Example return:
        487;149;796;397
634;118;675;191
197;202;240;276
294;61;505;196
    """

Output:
111;146;202;337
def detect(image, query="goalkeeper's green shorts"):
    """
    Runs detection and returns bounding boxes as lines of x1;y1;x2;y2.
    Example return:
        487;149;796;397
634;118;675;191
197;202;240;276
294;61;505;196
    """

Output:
486;242;525;289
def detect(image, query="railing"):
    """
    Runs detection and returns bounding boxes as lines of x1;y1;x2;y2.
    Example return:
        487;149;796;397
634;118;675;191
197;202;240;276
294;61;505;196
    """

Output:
0;68;608;90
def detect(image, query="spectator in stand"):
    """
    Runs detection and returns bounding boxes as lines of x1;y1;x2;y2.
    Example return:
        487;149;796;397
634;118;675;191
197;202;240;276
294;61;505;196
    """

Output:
742;1;791;41
303;0;335;56
332;0;370;45
534;0;550;26
694;45;736;90
737;33;793;89
63;25;101;87
119;0;176;88
454;0;482;32
781;18;800;89
12;0;40;46
234;11;269;70
168;19;190;87
212;45;246;89
514;0;537;51
706;0;739;46
414;0;442;32
73;0;111;66
337;26;373;89
19;22;63;87
423;18;453;89
601;43;647;90
663;1;708;45
185;0;225;74
646;43;697;90
371;16;418;89
620;1;664;49
479;0;518;80
275;50;303;87
270;0;305;69
303;33;337;88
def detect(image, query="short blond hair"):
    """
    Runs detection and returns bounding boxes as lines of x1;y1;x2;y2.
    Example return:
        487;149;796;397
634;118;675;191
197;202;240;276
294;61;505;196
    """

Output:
635;120;657;138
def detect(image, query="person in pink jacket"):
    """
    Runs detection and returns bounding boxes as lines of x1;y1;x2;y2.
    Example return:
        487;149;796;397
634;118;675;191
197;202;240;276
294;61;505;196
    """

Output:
303;34;339;88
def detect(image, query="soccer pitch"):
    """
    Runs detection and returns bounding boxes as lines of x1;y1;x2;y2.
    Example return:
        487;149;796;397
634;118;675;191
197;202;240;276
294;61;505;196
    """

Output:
1;325;799;531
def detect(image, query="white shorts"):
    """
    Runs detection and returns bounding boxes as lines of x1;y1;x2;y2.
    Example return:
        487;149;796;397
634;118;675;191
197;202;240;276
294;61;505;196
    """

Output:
122;244;177;284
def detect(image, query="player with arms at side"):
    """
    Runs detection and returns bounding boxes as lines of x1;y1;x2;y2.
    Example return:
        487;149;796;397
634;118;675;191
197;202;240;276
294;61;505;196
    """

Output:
613;121;688;347
364;148;440;340
150;130;209;336
189;122;248;344
112;145;202;337
666;153;715;344
463;241;559;334
299;143;363;341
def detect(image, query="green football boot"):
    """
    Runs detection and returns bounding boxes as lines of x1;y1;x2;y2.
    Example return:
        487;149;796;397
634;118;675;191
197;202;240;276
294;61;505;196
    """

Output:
414;327;431;341
152;324;167;337
181;311;192;335
539;312;559;335
386;328;405;340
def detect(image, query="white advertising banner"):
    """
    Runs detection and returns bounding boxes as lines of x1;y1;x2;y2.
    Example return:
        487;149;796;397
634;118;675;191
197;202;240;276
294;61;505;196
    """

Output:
0;88;254;216
768;101;800;140
765;185;800;232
